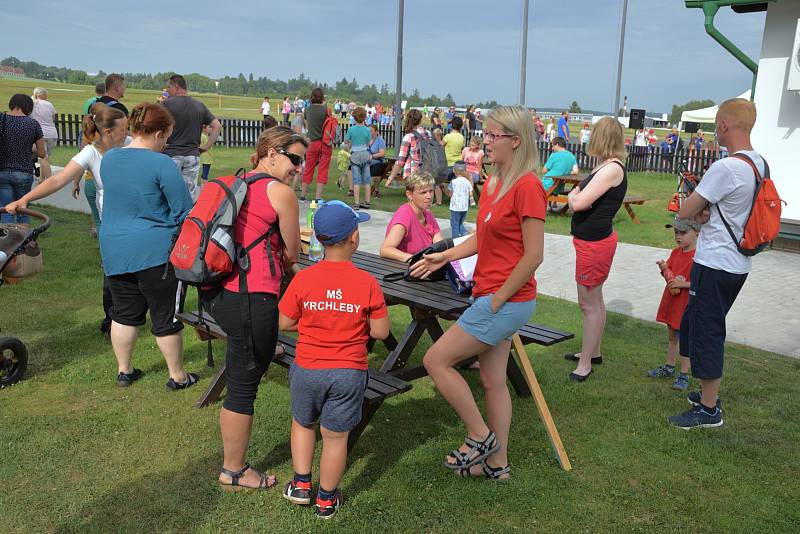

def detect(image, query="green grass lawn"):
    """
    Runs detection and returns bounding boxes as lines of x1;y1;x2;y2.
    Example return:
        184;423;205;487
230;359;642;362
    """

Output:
1;206;798;532
48;145;681;250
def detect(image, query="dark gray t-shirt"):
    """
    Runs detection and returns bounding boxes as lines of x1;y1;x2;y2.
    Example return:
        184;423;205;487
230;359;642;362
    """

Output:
163;96;215;157
304;104;327;141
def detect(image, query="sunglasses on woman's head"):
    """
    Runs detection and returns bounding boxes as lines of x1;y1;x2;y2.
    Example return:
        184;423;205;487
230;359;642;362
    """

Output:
278;148;304;166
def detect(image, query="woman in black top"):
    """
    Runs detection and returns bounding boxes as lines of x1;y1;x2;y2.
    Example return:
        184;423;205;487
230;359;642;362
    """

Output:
0;94;47;224
465;105;477;135
566;117;627;381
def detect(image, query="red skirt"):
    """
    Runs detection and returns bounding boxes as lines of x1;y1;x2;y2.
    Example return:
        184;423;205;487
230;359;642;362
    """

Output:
573;231;618;288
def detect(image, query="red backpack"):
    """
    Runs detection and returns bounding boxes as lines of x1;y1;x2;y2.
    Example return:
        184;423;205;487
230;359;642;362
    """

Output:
170;169;280;285
321;114;339;146
717;154;784;257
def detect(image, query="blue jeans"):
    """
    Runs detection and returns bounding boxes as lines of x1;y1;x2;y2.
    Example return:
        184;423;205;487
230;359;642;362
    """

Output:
450;210;467;238
0;170;34;223
84;178;102;229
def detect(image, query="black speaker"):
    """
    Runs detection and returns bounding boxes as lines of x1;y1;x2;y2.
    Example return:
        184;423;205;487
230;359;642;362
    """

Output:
684;121;700;134
629;108;645;130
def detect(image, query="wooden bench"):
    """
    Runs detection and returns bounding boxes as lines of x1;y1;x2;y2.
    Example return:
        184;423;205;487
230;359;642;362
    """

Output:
176;310;412;452
622;195;648;224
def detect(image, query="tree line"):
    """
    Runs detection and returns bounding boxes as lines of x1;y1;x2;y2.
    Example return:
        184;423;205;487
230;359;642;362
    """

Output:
2;56;459;107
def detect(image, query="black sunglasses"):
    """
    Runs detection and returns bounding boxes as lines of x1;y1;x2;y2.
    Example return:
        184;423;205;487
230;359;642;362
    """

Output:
278;148;304;166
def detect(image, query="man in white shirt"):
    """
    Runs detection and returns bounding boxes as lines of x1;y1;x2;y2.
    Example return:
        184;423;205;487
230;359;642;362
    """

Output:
669;98;762;430
261;96;271;125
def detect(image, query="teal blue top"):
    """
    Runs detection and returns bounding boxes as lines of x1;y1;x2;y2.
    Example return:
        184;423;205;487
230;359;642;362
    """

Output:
345;124;371;150
543;150;577;177
99;147;192;276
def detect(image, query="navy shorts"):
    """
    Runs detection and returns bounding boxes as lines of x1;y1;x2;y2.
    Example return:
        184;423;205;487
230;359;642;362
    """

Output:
289;363;368;432
680;262;747;380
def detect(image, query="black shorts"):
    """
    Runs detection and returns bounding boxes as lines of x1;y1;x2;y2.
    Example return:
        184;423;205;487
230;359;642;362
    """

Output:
107;263;183;337
680;262;747;380
370;162;386;177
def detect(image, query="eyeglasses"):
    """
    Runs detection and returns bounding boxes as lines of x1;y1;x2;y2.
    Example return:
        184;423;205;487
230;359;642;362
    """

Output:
278;148;304;166
482;131;516;143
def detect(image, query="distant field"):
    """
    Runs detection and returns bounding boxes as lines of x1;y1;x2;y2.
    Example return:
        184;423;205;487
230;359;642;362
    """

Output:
0;78;269;120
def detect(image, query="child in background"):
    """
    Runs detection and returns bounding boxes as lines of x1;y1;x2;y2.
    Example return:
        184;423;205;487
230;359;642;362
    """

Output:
279;201;389;520
446;161;475;239
199;124;213;181
461;135;485;184
648;217;700;390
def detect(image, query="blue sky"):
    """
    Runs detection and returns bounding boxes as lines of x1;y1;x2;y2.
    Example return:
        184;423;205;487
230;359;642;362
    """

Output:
1;0;766;113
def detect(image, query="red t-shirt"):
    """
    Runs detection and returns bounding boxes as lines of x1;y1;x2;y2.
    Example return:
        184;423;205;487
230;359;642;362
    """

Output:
278;260;388;370
656;247;695;330
473;173;547;301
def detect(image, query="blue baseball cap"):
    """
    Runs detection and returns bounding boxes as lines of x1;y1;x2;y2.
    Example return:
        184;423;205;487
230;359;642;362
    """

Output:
313;200;370;245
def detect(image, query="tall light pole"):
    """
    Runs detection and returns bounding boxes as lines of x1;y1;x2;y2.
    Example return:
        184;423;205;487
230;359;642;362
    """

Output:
394;0;405;152
519;0;530;105
612;0;628;116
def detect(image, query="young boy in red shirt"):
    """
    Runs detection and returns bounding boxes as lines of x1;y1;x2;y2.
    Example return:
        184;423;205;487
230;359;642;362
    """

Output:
647;217;700;390
279;200;389;519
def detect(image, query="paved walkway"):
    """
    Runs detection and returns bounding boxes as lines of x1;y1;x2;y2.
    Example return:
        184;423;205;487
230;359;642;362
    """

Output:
35;182;799;358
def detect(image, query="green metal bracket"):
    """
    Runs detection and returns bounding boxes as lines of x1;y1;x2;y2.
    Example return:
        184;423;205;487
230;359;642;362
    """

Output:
684;0;775;99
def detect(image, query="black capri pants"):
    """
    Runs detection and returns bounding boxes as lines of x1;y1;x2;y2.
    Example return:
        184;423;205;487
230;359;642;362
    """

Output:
202;288;279;416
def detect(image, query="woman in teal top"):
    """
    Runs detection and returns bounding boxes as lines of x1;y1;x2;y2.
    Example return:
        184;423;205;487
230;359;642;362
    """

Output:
99;102;197;391
344;107;373;209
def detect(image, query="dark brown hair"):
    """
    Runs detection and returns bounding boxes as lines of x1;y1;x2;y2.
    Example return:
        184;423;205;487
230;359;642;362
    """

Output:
128;102;174;136
168;74;187;90
8;94;33;114
105;73;124;92
310;87;324;104
82;102;125;143
353;107;367;124
253;125;309;165
404;109;422;133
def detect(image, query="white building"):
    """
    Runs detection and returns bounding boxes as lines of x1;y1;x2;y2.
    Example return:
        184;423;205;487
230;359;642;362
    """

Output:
750;1;799;245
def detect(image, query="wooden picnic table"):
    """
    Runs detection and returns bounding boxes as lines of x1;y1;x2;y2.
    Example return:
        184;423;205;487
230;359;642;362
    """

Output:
178;249;574;459
545;174;649;224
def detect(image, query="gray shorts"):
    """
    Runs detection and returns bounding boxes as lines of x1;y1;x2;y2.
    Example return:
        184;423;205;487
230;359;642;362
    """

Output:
170;155;200;200
289;363;368;433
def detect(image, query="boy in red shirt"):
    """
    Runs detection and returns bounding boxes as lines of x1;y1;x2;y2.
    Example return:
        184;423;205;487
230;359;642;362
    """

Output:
647;217;700;390
279;200;389;519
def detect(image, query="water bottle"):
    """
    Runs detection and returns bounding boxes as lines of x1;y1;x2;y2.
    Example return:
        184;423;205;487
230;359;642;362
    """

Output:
306;200;317;229
309;229;324;262
659;264;681;295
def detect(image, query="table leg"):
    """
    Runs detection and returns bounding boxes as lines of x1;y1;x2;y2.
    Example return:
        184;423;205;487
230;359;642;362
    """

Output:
624;203;641;224
196;364;227;408
511;334;572;471
347;400;382;453
379;318;428;373
506;356;532;398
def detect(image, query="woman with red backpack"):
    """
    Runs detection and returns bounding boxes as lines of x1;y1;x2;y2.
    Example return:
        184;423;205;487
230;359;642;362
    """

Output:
201;125;307;490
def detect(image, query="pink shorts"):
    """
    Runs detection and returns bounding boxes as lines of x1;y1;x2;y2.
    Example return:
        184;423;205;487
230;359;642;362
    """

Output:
573;231;618;288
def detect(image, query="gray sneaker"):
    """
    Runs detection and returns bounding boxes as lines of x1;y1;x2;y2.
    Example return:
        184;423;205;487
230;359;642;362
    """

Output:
672;374;689;391
647;364;675;378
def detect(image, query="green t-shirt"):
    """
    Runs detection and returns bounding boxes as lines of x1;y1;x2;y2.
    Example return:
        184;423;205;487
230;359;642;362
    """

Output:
543;150;577;177
83;96;99;114
442;131;465;166
199;133;213;165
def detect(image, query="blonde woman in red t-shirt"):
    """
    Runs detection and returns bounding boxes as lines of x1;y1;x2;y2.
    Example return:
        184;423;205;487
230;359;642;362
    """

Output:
412;106;546;480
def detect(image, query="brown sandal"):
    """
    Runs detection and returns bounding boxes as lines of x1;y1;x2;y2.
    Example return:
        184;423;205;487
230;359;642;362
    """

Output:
219;463;277;491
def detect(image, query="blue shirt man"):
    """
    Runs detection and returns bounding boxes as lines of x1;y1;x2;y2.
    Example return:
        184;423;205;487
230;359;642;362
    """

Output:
557;112;570;143
541;136;578;191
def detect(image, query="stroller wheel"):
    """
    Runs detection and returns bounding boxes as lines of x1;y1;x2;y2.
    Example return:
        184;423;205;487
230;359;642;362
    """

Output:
0;337;28;387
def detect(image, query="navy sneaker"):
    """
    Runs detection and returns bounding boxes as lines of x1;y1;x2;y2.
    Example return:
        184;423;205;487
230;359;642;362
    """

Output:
687;391;722;411
668;404;723;429
315;489;343;519
283;479;312;505
165;372;199;392
648;364;675;379
117;368;142;387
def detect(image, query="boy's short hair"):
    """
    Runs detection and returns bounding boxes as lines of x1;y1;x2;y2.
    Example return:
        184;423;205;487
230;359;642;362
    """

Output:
451;116;463;130
552;136;567;148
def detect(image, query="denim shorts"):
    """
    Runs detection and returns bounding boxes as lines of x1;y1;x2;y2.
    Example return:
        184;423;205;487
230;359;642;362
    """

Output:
457;294;536;346
289;363;368;432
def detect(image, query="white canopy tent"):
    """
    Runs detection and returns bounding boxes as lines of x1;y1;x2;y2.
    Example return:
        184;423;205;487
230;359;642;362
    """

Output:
680;90;751;124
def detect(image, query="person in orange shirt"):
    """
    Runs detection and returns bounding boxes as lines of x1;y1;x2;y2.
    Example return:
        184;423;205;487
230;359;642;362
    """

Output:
279;200;389;519
648;217;700;390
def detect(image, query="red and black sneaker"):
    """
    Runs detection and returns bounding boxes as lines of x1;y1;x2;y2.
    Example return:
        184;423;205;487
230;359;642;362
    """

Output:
283;479;312;505
314;489;343;519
